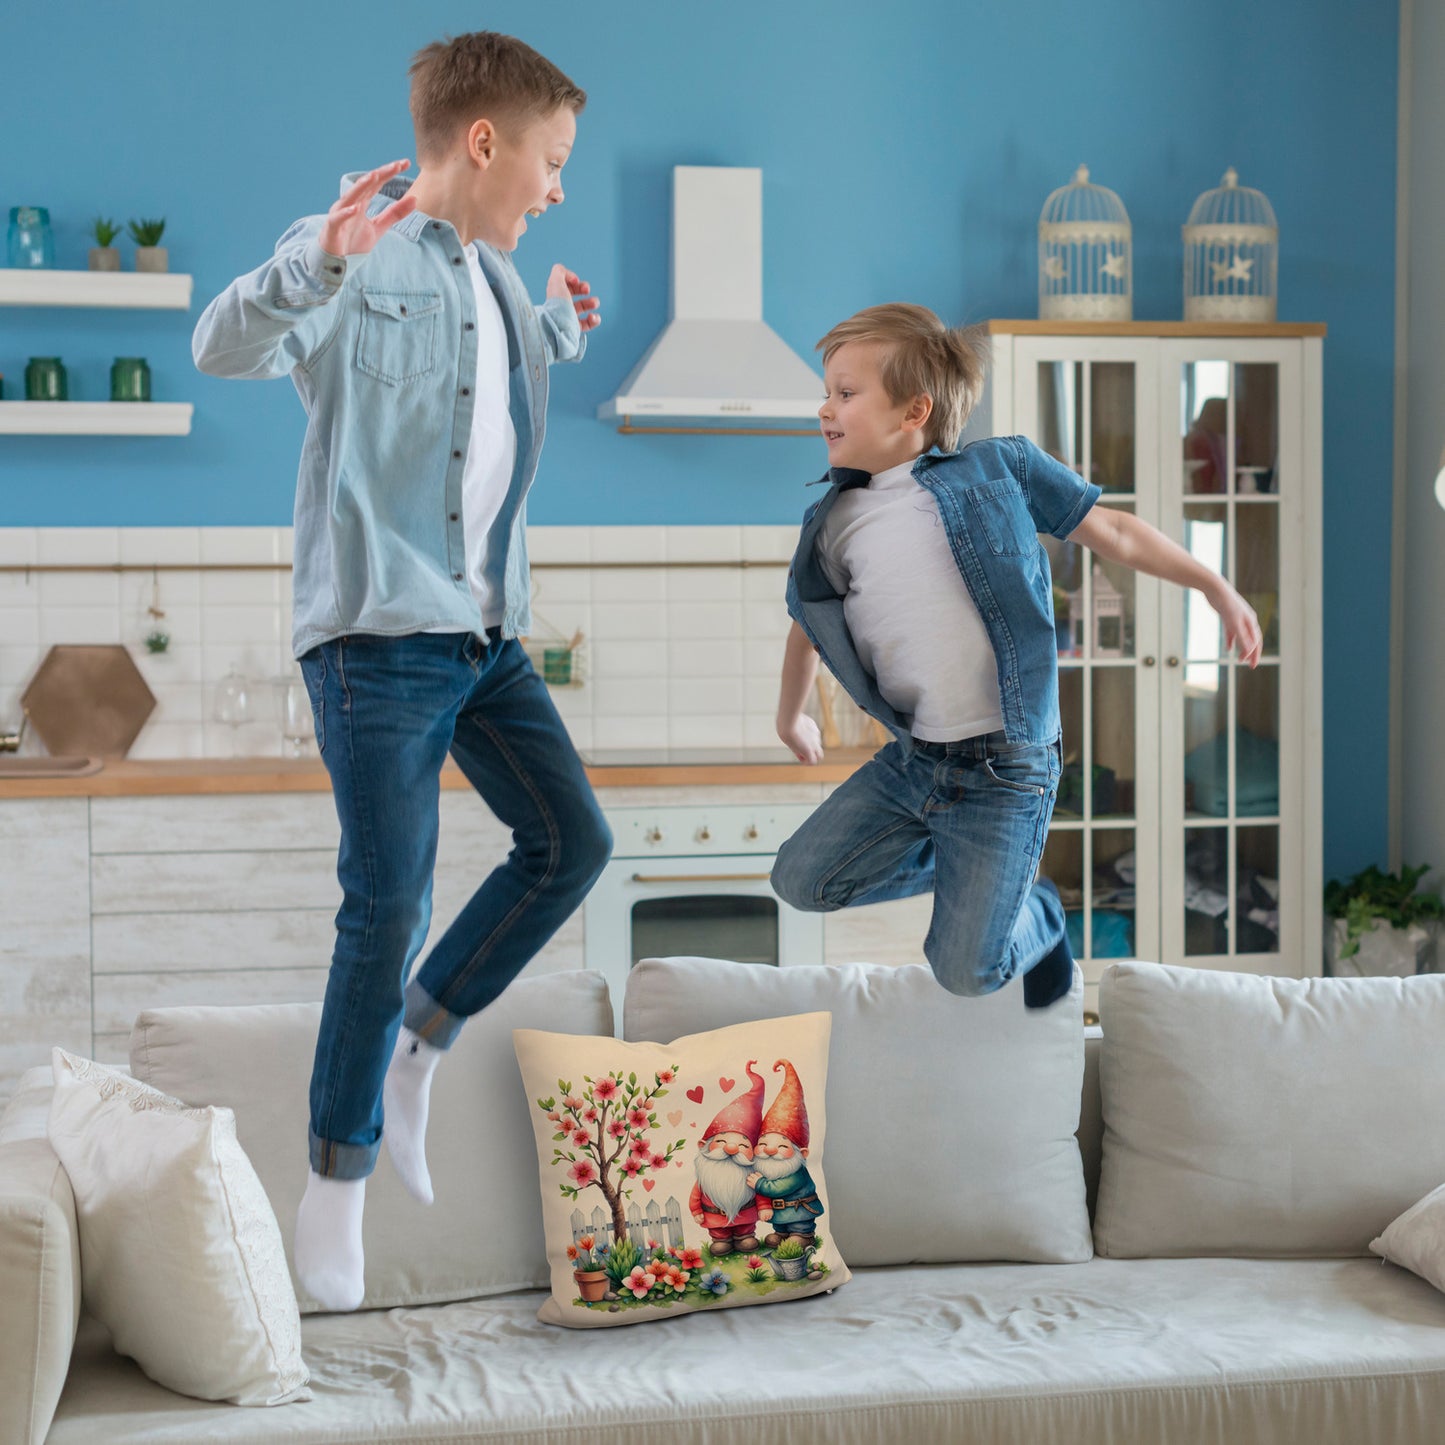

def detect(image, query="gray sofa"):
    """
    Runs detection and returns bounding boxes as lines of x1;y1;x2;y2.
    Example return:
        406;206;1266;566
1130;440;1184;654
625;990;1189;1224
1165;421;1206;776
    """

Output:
4;957;1445;1445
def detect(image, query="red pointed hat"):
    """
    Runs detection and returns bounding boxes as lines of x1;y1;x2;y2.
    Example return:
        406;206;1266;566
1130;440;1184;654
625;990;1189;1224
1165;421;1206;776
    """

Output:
701;1061;765;1144
760;1058;809;1149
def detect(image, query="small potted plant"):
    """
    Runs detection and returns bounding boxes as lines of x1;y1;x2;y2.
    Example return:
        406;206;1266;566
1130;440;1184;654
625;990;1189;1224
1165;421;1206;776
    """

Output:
763;1235;814;1282
567;1233;609;1303
128;216;167;273
89;217;121;272
1324;863;1443;977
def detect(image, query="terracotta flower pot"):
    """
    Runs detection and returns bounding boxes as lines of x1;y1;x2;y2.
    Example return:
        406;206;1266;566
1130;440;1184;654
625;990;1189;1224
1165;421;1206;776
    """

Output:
88;247;120;272
573;1268;609;1303
135;246;168;274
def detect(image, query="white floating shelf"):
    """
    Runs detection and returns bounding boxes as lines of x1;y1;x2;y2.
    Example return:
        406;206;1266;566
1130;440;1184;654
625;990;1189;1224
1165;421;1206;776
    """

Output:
0;269;193;310
0;402;193;436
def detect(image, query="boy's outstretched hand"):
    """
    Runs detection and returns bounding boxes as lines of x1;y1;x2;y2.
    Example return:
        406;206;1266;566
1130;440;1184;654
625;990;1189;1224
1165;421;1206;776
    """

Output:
1215;585;1264;668
319;160;418;258
547;265;601;331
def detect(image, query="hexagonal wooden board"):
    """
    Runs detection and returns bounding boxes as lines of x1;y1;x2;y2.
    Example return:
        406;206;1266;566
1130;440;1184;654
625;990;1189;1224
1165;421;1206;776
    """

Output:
22;645;156;757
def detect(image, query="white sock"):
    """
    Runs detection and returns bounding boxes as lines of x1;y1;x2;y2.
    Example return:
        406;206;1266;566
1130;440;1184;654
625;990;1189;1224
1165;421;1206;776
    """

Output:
294;1171;365;1311
383;1026;442;1205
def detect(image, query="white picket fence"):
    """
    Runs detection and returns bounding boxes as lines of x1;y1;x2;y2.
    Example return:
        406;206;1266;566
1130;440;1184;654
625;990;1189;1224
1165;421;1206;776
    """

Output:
571;1196;685;1253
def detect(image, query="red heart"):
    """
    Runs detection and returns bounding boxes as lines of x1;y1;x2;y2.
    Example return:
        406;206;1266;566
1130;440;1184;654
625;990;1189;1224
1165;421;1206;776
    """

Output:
686;1086;704;1104
667;1109;683;1126
719;1076;735;1093
643;1178;655;1192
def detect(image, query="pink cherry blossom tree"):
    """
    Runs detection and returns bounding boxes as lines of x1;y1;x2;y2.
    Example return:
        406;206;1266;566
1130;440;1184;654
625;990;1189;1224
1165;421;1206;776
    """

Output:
535;1066;686;1243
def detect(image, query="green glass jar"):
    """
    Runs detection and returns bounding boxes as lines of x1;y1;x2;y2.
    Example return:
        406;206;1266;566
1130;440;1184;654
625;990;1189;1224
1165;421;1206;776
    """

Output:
110;357;151;402
24;357;67;401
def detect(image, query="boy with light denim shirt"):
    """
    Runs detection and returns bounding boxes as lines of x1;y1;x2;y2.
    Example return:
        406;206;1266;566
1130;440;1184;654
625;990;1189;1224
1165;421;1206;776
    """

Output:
774;304;1262;1011
193;31;610;1310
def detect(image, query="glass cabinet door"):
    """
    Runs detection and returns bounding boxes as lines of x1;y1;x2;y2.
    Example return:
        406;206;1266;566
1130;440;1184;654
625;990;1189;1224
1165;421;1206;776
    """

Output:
1014;340;1160;988
1159;343;1302;967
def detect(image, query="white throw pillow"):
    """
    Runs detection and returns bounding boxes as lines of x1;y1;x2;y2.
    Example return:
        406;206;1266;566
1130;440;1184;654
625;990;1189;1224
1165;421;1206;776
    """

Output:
1094;963;1445;1257
623;958;1093;1266
1372;1182;1445;1294
129;971;613;1312
45;1049;308;1407
514;1010;849;1327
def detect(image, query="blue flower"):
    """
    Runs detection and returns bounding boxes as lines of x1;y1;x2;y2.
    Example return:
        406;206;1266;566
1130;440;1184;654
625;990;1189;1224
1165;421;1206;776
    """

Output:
596;1242;610;1257
698;1267;729;1296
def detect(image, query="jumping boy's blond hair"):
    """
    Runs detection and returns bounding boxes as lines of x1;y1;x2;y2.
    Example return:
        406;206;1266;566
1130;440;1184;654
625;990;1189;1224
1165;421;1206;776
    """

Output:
817;304;991;451
409;32;587;162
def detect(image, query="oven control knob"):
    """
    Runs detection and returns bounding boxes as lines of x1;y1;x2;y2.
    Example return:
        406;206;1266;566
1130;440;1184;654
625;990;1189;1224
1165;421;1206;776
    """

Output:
644;826;664;844
696;826;711;842
743;824;759;841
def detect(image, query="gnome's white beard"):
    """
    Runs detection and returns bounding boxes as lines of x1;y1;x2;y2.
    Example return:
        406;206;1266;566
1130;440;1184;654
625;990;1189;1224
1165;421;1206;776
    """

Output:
694;1150;755;1223
750;1151;801;1181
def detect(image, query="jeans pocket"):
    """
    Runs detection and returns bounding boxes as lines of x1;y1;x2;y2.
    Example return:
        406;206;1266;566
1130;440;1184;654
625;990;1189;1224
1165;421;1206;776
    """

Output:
299;647;327;755
980;747;1050;796
355;288;442;384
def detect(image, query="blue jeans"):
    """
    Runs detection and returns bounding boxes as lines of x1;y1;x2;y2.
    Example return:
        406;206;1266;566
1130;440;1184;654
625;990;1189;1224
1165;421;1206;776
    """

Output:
771;732;1067;1000
299;631;611;1179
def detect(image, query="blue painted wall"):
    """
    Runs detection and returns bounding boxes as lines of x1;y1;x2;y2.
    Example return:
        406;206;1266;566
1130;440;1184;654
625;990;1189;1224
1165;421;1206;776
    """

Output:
0;0;1400;879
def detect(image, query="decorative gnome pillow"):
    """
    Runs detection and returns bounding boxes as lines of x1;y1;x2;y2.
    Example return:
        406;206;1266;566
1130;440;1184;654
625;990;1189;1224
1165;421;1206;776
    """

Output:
513;1010;848;1327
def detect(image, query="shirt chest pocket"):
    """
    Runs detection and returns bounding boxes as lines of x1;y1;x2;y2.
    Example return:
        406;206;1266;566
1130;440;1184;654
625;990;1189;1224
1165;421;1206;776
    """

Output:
967;478;1040;557
355;289;442;385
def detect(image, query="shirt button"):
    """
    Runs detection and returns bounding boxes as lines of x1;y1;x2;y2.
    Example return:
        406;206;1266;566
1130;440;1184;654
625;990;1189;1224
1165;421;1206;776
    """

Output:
453;449;462;459
453;572;464;581
432;221;441;230
460;387;470;396
453;256;463;265
449;513;459;522
465;322;475;331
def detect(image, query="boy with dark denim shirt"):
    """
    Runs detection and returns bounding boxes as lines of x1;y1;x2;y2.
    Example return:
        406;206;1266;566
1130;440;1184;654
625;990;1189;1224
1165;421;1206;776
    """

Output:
774;304;1261;1010
193;32;611;1310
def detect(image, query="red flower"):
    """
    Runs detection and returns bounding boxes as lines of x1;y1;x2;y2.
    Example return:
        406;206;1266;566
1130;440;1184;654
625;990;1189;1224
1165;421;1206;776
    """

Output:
622;1157;642;1177
607;1119;626;1138
568;1159;597;1187
661;1264;689;1293
657;1068;675;1084
746;1255;763;1270
546;1109;561;1123
630;1135;652;1158
593;1076;619;1102
583;1106;599;1123
623;1266;654;1299
566;1244;579;1261
650;1154;668;1170
627;1107;649;1129
572;1129;590;1147
578;1234;596;1251
676;1247;704;1270
562;1094;583;1112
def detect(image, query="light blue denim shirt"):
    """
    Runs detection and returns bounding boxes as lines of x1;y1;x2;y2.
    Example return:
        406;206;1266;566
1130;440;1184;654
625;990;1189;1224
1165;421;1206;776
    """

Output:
785;436;1101;755
193;175;585;657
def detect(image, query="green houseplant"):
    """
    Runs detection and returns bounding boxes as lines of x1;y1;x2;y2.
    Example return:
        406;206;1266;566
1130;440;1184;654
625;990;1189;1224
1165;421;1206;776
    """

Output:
1323;863;1443;977
127;216;168;274
88;216;121;272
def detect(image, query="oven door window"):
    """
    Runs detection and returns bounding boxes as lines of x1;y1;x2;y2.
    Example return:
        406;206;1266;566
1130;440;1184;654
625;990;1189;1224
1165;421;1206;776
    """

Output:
629;895;779;968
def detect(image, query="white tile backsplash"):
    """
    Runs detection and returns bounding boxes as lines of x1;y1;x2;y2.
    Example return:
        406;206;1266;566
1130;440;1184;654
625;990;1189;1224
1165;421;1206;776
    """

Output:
0;525;812;760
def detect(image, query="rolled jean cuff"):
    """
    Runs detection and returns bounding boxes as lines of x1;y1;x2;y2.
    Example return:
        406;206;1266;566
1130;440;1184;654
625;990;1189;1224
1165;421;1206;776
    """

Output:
402;977;466;1050
308;1128;379;1180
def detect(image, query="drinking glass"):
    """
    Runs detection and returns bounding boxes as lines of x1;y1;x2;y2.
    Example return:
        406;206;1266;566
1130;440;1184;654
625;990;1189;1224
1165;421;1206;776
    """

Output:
278;677;315;758
211;667;253;756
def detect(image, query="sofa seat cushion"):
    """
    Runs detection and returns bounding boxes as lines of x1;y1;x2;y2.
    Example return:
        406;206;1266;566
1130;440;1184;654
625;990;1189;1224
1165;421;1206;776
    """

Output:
43;1258;1445;1444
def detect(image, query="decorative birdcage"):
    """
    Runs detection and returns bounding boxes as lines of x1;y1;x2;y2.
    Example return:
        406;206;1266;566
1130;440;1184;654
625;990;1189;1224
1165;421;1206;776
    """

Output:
1183;167;1278;322
1038;165;1132;322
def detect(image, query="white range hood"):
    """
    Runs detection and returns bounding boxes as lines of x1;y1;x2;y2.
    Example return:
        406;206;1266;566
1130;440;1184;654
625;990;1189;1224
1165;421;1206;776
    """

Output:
598;166;822;424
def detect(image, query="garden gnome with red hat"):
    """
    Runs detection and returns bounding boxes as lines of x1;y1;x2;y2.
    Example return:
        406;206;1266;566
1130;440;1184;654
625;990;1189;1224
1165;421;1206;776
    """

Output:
688;1061;771;1256
747;1058;823;1248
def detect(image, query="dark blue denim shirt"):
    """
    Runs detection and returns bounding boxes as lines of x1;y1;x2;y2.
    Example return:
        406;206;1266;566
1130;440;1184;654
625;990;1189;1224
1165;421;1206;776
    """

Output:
785;436;1101;757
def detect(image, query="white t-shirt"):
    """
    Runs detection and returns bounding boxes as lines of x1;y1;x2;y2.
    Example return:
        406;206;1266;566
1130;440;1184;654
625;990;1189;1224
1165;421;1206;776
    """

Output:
816;459;1003;742
457;247;517;628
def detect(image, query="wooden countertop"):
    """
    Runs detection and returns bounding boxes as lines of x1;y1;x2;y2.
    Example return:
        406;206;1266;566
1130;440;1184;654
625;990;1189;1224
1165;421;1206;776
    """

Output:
0;751;878;799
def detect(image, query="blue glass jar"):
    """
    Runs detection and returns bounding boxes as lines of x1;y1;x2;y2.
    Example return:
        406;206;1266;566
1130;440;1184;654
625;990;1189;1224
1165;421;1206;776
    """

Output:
8;207;56;268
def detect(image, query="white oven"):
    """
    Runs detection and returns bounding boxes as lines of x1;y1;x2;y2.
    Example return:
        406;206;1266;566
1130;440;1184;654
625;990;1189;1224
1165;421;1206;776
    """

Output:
583;801;825;1017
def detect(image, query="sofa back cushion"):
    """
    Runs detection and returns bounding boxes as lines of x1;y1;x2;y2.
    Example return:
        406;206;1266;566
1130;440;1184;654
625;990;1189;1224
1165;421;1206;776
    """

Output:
1094;963;1445;1257
129;971;612;1312
624;958;1093;1266
0;1067;81;1445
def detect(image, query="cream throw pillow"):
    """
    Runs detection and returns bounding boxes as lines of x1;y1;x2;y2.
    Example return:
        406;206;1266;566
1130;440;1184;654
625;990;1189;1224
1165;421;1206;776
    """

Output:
1372;1182;1445;1295
45;1049;309;1406
514;1011;849;1327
